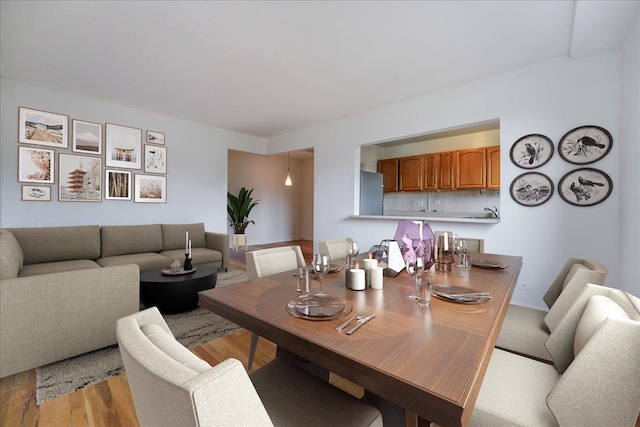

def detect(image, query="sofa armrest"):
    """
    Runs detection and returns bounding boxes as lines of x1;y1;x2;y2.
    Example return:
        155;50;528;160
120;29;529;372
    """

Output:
0;264;140;378
206;232;229;271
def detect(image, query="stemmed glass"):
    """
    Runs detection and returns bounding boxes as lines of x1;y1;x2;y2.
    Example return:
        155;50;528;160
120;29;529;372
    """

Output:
346;241;359;267
312;254;330;296
405;253;426;300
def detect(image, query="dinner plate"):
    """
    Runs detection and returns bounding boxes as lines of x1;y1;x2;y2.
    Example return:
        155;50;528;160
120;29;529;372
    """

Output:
432;284;491;304
471;259;507;269
286;297;352;321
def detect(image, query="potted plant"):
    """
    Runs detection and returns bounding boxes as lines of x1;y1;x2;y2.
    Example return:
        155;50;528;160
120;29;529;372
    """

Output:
227;187;259;251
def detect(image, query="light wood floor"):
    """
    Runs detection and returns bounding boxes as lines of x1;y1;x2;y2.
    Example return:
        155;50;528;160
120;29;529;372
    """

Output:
0;240;312;427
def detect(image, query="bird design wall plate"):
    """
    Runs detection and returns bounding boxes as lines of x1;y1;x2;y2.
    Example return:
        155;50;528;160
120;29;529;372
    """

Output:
558;125;612;165
558;168;612;207
510;134;554;169
510;172;554;207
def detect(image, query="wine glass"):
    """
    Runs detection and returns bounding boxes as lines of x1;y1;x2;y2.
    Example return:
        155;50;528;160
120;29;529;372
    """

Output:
405;253;425;300
312;254;330;296
346;241;359;267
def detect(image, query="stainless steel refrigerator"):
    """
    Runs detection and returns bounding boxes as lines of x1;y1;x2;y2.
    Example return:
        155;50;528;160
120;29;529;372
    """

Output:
359;171;384;215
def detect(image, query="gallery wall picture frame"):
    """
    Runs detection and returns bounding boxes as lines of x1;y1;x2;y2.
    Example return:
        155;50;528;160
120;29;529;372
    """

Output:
143;144;167;174
134;174;166;203
72;119;103;155
18;146;55;184
509;172;554;207
58;154;102;202
510;134;554;169
146;130;165;145
558;168;613;207
558;125;612;165
18;107;69;148
105;169;132;200
105;123;142;169
21;185;51;201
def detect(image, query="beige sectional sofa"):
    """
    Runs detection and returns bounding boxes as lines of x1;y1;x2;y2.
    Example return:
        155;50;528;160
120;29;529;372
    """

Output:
0;222;229;378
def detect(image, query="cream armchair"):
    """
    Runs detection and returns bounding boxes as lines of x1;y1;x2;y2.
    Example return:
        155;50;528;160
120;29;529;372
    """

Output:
318;237;354;261
496;257;607;362
117;307;382;427
472;287;640;426
245;245;306;369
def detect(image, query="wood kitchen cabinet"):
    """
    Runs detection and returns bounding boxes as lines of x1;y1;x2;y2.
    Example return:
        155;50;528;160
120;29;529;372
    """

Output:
423;153;439;191
378;158;399;192
455;148;486;189
399;155;423;191
486;145;501;189
439;151;455;190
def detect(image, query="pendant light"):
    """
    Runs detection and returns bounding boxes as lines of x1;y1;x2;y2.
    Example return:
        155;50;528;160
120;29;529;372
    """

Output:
285;152;292;186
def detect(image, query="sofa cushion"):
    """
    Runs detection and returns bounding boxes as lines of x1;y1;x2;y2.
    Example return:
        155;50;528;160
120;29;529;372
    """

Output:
160;248;222;266
162;223;206;251
562;263;588;290
8;225;101;265
101;224;163;257
574;295;630;356
19;260;101;277
141;323;211;373
97;252;171;272
0;230;23;279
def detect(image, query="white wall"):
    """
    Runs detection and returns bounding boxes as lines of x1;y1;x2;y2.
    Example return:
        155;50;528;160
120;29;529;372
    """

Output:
268;53;628;309
227;150;313;245
620;10;640;294
0;79;264;233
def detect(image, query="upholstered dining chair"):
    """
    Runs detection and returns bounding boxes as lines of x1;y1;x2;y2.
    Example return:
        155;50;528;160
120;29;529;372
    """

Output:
245;245;306;369
471;286;640;427
459;237;484;253
117;307;383;427
495;257;607;362
318;237;354;261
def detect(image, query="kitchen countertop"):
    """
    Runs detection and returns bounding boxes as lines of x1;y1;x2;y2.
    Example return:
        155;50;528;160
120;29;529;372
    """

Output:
348;210;500;224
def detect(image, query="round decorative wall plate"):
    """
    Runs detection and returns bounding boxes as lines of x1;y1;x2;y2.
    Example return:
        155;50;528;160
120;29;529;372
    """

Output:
510;134;554;169
558;168;612;207
510;172;554;207
558;125;612;165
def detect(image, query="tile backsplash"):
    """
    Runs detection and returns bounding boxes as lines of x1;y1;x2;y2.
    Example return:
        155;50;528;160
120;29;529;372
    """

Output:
384;190;499;214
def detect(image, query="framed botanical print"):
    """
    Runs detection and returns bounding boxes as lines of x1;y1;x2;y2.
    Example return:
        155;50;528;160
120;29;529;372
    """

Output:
105;169;132;200
21;185;51;201
18;107;69;148
510;134;554;169
146;130;165;145
58;154;102;202
105;123;142;169
72;119;103;155
134;174;166;203
509;172;554;207
558;168;612;207
558;125;612;165
144;144;167;174
18;146;55;183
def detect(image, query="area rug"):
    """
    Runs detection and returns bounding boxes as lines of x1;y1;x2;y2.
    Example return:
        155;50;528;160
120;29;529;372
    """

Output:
35;268;248;404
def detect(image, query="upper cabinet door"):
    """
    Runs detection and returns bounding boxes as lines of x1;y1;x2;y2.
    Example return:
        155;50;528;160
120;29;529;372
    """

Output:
378;158;399;192
486;145;500;189
455;148;486;189
423;153;439;191
439;151;454;190
399;155;423;191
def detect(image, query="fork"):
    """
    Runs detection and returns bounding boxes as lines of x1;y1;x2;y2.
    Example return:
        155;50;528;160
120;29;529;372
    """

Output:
336;308;369;332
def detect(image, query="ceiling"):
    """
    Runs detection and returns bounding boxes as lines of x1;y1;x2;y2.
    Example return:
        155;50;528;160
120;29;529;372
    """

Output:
1;1;637;139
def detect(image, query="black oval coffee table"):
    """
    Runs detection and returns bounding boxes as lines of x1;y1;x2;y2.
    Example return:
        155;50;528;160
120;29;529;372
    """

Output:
140;266;217;314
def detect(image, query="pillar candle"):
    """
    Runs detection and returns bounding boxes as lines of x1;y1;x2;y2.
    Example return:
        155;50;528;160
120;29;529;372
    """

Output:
362;258;378;287
349;269;365;291
370;266;383;289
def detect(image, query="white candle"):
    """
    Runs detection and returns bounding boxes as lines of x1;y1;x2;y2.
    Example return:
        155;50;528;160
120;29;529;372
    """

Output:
362;258;378;287
349;269;365;291
186;232;189;252
188;240;191;257
370;266;383;289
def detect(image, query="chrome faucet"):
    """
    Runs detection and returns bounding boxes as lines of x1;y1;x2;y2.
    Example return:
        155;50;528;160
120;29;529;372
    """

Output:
484;206;499;218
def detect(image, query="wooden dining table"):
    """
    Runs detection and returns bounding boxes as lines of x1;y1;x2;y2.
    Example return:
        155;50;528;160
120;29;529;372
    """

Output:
199;253;522;427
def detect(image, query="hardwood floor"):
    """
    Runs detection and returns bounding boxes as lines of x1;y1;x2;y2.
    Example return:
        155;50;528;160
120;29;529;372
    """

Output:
0;240;310;427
